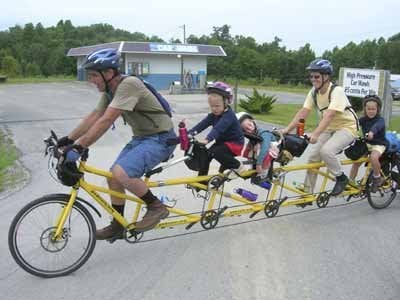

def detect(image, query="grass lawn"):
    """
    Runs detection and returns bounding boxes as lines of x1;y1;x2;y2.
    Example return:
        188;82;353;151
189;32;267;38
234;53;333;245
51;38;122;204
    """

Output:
389;116;400;131
246;104;400;132
242;104;318;130
0;130;18;191
3;76;75;84
239;84;309;95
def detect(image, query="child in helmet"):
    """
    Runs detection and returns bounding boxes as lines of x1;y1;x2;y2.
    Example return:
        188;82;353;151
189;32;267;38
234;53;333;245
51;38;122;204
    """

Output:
349;95;387;192
188;82;244;177
236;112;278;176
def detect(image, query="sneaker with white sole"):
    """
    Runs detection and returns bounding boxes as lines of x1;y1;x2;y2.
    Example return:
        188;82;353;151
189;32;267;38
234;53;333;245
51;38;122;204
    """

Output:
223;163;246;179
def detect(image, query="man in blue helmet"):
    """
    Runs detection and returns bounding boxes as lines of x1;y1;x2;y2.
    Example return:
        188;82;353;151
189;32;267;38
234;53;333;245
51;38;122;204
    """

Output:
58;48;177;239
282;58;358;196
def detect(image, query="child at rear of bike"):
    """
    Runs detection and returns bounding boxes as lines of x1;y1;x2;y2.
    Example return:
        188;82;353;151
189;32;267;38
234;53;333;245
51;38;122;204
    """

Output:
349;95;387;192
188;82;244;178
236;112;279;177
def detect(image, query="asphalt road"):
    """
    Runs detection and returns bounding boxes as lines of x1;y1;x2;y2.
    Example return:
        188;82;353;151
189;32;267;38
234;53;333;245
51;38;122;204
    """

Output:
0;82;399;300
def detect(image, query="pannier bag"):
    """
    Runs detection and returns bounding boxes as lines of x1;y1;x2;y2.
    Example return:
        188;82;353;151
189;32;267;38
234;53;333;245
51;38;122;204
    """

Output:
281;134;308;157
184;144;209;171
57;162;83;186
385;132;400;153
344;138;368;160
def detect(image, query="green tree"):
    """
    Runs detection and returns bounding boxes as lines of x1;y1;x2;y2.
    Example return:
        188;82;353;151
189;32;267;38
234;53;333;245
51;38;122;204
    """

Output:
25;62;41;76
0;20;398;80
2;55;20;77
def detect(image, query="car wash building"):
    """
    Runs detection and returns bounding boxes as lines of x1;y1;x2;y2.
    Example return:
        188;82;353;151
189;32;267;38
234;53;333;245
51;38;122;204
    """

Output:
67;41;226;90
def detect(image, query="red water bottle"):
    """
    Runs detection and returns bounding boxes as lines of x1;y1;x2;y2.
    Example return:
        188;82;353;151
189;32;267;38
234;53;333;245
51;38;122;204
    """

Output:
178;120;189;151
296;118;305;136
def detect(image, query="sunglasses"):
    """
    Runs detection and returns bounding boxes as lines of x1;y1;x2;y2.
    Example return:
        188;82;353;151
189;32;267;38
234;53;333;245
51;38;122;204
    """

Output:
309;74;321;80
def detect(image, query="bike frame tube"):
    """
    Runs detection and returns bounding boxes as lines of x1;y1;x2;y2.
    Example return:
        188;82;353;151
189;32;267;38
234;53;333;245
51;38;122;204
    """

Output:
54;188;78;239
64;155;373;231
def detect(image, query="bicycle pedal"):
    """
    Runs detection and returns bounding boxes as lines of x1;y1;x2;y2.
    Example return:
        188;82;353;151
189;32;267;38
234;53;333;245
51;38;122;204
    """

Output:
208;176;225;190
345;195;353;202
217;205;229;216
278;196;288;205
106;234;124;244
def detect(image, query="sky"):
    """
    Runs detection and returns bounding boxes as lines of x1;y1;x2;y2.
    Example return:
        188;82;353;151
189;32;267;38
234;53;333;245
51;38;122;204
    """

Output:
1;0;399;55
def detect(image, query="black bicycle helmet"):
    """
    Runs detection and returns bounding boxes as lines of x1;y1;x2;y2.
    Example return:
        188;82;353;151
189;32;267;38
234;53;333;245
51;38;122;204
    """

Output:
57;161;83;186
363;94;382;113
306;58;333;75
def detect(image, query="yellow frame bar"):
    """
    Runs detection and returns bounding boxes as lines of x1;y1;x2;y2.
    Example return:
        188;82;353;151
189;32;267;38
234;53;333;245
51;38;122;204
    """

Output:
51;155;373;235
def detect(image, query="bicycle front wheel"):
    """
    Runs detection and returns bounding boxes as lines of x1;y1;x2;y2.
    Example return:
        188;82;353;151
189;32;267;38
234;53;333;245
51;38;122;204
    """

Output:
8;194;96;278
366;177;397;209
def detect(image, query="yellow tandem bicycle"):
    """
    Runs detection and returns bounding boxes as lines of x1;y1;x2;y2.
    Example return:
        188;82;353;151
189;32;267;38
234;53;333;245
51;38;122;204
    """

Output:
8;131;399;277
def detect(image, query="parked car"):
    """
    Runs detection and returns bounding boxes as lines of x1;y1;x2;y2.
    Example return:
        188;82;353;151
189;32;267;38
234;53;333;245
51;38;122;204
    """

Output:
391;79;400;100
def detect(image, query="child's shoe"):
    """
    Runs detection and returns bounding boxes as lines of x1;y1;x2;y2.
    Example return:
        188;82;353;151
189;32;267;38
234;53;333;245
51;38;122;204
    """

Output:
371;176;385;193
223;162;246;180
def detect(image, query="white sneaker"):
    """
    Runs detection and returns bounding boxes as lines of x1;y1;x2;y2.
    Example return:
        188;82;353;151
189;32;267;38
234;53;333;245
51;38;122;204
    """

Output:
223;162;246;179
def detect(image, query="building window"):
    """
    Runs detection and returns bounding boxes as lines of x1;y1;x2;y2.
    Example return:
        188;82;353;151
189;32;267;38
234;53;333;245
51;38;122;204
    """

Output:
128;62;150;75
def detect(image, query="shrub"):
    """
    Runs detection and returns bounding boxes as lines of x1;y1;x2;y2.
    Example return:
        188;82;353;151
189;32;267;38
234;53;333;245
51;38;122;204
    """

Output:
2;56;20;77
25;63;42;76
239;88;277;114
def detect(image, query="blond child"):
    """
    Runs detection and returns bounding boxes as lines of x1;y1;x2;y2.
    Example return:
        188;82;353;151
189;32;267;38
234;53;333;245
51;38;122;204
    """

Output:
188;82;244;177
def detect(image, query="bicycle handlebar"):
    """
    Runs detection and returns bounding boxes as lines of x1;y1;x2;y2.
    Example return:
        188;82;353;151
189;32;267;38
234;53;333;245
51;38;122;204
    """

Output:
44;130;89;162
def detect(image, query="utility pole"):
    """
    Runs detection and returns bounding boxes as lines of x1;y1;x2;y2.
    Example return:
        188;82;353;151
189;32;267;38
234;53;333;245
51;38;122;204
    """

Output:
180;24;186;86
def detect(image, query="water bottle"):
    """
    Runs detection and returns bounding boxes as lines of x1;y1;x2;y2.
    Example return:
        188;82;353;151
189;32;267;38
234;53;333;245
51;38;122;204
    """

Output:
296;118;305;136
178;120;189;151
234;188;258;201
262;153;273;169
259;181;272;190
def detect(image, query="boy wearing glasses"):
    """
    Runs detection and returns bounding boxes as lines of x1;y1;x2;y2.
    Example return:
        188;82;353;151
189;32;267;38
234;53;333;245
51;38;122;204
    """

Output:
282;59;358;196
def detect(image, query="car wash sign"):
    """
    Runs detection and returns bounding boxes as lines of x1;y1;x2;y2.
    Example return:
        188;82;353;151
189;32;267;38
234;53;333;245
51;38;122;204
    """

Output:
342;68;380;98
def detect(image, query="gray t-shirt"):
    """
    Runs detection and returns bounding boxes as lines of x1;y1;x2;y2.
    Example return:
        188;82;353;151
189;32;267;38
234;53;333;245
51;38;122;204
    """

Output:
96;76;173;136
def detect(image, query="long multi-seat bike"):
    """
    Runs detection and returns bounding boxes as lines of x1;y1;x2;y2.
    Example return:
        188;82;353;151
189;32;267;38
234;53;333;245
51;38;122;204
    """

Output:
8;131;399;278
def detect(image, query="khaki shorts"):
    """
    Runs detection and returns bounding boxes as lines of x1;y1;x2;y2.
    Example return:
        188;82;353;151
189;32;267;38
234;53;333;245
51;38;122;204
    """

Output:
367;143;386;154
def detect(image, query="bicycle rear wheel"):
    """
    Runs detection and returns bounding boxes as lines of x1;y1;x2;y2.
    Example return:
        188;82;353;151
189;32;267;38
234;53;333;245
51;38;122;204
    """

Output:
366;176;397;209
8;194;96;278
